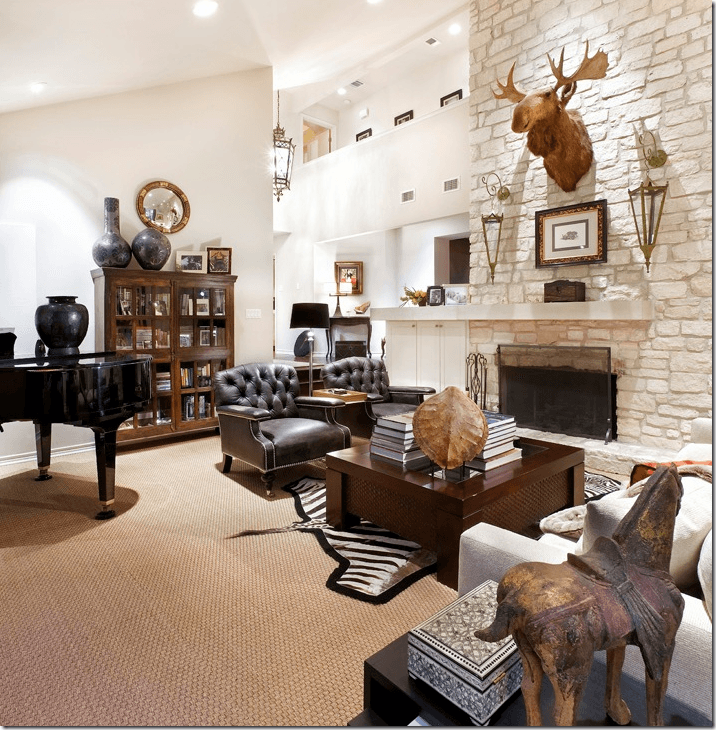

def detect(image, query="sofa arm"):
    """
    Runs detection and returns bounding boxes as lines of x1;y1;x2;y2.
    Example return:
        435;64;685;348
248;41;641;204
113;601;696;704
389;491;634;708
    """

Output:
216;404;272;421
458;523;569;597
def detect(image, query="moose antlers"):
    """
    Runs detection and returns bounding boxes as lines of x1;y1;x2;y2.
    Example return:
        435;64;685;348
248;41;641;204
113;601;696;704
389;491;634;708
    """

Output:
494;42;608;102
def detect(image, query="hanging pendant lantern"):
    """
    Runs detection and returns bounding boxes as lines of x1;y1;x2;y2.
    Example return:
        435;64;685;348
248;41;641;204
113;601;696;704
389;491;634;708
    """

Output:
273;91;295;201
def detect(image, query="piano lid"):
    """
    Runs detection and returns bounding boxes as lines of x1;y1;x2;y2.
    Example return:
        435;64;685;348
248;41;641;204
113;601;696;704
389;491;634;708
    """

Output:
0;351;151;370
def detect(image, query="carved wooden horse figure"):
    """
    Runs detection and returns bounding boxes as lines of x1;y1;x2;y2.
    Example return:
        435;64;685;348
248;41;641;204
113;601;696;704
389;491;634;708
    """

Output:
475;465;684;726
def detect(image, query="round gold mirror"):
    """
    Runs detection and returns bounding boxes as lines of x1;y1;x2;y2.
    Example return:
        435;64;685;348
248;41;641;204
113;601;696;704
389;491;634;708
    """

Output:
136;180;190;234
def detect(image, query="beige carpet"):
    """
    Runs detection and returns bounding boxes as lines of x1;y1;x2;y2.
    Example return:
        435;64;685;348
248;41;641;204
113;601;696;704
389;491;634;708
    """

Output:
0;435;456;726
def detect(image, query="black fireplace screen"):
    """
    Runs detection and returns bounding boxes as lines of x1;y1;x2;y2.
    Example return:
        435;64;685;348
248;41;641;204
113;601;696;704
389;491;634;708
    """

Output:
498;344;616;442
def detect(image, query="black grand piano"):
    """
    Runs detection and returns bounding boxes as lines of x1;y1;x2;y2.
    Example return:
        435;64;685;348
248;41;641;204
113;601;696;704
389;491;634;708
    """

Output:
0;351;152;519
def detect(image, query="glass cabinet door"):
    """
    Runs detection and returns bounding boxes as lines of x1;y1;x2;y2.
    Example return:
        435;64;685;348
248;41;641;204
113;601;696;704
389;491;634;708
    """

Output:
114;284;171;352
178;286;228;350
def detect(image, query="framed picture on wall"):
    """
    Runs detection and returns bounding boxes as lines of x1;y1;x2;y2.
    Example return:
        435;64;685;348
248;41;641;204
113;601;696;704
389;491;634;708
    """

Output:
335;261;363;295
356;128;372;142
207;247;232;274
427;285;444;306
175;251;206;273
440;89;463;107
443;284;468;305
535;199;607;268
394;110;413;126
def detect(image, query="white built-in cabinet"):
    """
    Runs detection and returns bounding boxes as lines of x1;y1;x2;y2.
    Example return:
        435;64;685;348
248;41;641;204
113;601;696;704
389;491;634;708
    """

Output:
386;320;467;392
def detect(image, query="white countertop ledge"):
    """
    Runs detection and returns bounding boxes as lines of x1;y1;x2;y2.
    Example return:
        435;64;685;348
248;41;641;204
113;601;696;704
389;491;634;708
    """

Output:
370;300;655;321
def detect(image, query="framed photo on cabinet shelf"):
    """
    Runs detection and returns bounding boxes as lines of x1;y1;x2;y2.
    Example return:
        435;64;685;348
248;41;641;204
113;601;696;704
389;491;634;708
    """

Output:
443;284;468;306
427;285;445;306
176;251;206;273
207;247;232;274
335;261;363;295
535;199;607;268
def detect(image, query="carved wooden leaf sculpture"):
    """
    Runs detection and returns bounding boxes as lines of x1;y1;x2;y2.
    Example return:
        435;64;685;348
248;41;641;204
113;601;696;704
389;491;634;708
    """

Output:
413;386;489;469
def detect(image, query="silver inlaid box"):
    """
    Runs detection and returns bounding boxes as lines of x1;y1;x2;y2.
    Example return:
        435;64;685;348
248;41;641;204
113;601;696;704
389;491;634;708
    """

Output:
407;580;522;726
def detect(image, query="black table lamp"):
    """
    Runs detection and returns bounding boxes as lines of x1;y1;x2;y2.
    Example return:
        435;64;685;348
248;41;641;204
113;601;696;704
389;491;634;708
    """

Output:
290;303;330;395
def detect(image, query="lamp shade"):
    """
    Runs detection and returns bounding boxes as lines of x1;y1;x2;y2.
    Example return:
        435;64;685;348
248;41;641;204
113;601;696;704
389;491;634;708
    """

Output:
290;302;330;330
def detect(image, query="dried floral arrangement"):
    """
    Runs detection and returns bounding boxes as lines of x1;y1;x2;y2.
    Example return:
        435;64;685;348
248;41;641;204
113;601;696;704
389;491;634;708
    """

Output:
400;285;428;306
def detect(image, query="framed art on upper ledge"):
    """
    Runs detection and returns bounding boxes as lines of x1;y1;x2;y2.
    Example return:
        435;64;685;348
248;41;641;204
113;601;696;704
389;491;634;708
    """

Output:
335;261;363;295
535;199;607;268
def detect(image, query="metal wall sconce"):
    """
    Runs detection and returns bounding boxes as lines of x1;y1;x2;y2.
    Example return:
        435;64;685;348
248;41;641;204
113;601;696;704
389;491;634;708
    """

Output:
273;91;295;201
628;131;668;272
480;173;510;283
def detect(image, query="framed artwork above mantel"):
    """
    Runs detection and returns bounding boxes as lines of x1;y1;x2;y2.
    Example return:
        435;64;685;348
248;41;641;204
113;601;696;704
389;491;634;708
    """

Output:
535;199;607;268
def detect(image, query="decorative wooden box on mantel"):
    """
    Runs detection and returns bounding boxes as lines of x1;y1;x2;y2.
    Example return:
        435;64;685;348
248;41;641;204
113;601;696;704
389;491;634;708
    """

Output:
544;280;586;303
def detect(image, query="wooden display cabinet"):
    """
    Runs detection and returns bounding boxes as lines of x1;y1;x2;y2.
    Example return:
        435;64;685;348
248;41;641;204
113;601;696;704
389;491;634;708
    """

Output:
92;268;236;443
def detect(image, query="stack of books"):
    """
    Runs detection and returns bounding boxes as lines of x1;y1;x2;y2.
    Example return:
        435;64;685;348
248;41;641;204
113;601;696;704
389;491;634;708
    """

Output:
370;413;430;469
467;412;521;471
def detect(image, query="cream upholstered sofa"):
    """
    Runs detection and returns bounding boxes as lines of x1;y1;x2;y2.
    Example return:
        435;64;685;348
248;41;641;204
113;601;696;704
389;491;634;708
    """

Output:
458;418;713;726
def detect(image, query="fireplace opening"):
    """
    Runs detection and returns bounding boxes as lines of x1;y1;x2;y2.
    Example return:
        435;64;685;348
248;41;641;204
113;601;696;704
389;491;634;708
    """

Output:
498;345;617;442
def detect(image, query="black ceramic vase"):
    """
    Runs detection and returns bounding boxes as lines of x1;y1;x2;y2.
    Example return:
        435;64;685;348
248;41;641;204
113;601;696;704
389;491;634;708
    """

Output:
92;197;132;268
132;227;171;270
35;296;89;356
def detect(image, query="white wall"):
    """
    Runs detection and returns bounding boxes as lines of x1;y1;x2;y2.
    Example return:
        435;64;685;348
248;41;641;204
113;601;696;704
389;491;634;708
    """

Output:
0;69;273;461
336;50;469;148
273;101;470;357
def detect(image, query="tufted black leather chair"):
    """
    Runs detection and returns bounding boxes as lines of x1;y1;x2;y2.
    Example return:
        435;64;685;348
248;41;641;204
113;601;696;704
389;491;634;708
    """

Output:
320;357;436;437
214;362;351;495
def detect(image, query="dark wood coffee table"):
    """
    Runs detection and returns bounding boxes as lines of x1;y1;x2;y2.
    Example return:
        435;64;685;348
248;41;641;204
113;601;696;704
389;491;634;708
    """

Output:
325;438;584;590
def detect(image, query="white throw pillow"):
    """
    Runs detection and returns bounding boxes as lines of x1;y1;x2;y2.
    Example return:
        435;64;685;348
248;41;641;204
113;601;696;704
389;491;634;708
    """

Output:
578;475;712;590
697;529;712;620
676;442;713;463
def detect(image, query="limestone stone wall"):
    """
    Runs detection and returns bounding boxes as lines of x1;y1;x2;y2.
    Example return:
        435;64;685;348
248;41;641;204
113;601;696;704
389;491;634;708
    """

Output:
468;0;712;449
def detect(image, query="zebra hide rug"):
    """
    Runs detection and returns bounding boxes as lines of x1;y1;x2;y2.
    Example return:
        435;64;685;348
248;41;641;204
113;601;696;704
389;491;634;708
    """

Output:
231;472;620;603
230;476;437;604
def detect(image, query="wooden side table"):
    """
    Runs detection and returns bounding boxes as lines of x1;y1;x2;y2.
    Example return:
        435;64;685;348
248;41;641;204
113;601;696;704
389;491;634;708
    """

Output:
328;316;372;360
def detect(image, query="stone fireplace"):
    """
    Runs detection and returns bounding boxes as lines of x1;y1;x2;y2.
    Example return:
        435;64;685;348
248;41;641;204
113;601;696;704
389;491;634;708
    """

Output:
497;344;617;442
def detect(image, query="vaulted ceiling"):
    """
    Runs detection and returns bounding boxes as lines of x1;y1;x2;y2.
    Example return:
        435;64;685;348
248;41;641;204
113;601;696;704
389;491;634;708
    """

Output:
0;0;468;116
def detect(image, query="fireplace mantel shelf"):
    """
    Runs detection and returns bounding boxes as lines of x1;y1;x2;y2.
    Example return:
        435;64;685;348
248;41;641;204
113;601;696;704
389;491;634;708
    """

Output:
371;300;654;322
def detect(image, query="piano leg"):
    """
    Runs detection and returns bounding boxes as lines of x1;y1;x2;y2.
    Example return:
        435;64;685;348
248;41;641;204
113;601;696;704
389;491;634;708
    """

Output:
92;426;118;520
34;421;53;481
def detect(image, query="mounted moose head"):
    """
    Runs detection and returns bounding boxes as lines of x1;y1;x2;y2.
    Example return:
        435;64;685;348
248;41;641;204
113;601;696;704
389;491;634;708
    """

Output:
494;42;608;192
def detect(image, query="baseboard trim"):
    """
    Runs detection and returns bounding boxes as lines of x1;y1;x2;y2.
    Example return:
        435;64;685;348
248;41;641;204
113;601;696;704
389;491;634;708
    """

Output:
0;442;94;468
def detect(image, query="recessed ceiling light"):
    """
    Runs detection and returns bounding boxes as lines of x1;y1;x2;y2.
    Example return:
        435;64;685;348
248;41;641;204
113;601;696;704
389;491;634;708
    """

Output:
337;87;347;96
193;0;218;18
448;23;462;35
367;0;383;4
30;81;47;94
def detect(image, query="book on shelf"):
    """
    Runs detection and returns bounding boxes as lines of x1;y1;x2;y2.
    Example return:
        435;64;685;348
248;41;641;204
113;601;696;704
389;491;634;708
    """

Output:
375;412;415;432
467;447;522;471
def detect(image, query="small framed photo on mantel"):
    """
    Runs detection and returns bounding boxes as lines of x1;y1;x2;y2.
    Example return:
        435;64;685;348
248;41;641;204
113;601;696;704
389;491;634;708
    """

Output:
535;199;607;268
427;285;445;306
